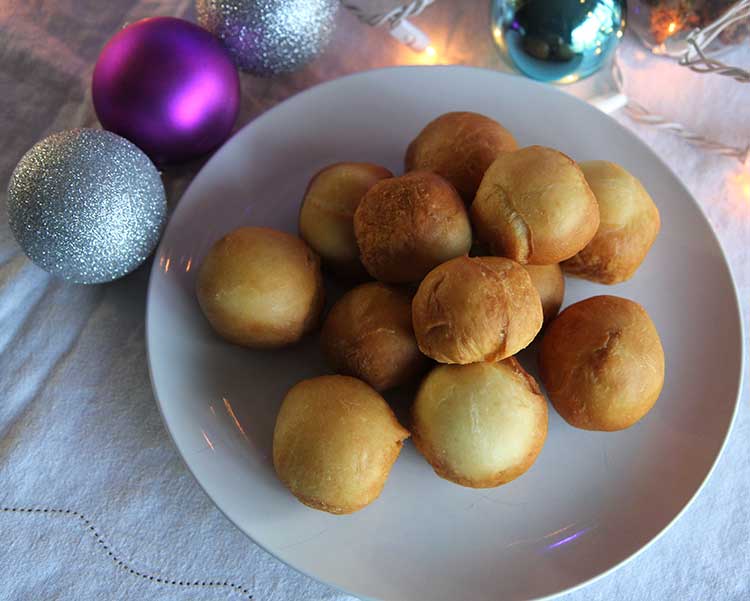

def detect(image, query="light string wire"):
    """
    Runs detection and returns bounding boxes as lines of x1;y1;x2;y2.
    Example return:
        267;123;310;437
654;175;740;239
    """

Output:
340;0;434;28
679;0;750;82
615;0;750;163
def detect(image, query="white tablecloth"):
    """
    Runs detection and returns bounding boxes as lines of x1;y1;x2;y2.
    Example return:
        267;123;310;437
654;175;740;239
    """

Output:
1;2;748;599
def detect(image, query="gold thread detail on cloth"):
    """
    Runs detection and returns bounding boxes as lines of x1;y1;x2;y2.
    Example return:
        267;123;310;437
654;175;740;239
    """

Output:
2;506;253;599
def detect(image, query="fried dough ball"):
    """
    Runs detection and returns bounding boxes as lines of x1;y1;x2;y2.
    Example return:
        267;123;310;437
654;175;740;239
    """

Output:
523;263;565;326
299;162;392;277
197;227;324;348
412;256;542;364
471;145;599;264
353;171;472;283
539;295;665;431
562;161;660;284
405;111;518;203
412;358;548;488
273;375;410;514
321;282;429;391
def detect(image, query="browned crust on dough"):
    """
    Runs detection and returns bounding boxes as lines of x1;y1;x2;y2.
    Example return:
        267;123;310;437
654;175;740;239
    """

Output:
353;171;472;283
411;256;542;364
538;295;665;431
405;111;518;203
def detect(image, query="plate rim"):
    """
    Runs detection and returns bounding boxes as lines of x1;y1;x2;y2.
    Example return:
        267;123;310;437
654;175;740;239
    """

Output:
145;63;746;601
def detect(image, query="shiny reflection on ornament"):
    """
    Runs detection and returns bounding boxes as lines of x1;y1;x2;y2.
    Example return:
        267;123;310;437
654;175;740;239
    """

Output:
571;1;617;52
491;0;626;84
185;257;193;272
164;257;171;272
492;25;507;53
172;72;227;129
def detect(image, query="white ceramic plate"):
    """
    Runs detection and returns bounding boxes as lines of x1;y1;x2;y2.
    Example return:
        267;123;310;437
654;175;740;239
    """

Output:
146;66;744;601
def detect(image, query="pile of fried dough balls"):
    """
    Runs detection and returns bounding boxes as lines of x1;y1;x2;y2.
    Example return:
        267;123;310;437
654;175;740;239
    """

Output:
196;111;665;515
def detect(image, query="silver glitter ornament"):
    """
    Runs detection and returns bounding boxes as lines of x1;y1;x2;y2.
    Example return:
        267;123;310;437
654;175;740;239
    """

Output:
7;129;167;284
196;0;339;76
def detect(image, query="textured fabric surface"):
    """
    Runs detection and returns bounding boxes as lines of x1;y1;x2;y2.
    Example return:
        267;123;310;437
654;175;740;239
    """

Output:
0;1;747;600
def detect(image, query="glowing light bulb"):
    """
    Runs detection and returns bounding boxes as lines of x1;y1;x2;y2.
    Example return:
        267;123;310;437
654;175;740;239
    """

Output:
667;22;677;34
729;157;750;205
741;172;750;200
414;45;438;66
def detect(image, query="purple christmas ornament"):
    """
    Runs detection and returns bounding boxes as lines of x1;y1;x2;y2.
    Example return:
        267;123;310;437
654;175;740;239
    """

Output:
93;17;240;164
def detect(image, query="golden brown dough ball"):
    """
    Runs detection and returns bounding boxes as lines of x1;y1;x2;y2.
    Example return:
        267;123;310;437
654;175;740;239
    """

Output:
405;111;518;203
412;359;548;488
273;375;409;514
353;171;472;283
196;227;324;348
412;256;542;364
539;295;665;432
299;162;393;277
471;145;599;264
562;161;661;284
523;263;565;326
321;282;429;392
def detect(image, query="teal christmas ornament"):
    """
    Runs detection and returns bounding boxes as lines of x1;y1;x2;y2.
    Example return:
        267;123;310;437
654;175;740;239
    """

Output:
491;0;626;84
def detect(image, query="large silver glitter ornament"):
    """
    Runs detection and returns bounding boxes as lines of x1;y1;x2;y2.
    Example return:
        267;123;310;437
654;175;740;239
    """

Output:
7;129;167;284
196;0;339;76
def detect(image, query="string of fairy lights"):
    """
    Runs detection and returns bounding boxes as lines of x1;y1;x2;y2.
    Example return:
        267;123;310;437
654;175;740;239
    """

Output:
617;0;750;165
374;0;750;167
